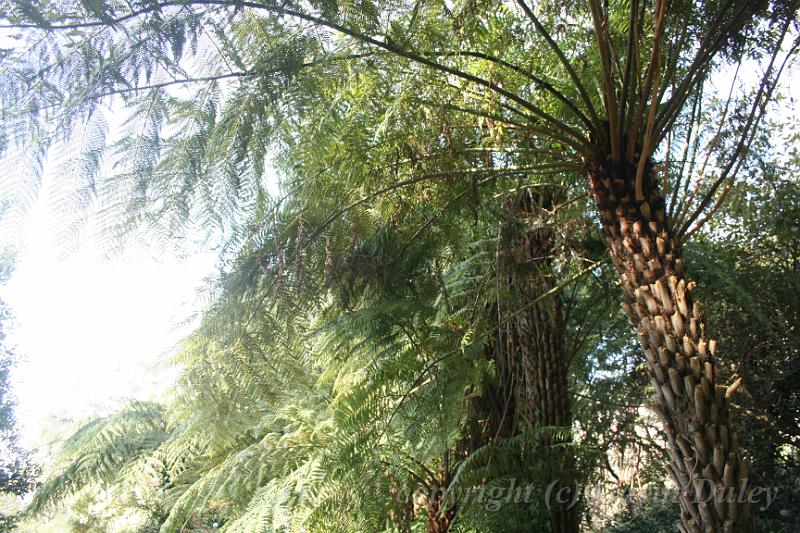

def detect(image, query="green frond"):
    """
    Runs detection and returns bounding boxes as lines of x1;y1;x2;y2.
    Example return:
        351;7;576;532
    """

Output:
28;401;168;516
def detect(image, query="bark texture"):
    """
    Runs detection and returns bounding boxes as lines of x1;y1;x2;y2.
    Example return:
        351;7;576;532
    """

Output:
587;157;753;533
426;486;457;533
493;190;578;533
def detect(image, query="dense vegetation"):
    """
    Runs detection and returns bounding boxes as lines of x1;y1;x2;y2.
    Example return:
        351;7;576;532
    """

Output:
0;0;799;531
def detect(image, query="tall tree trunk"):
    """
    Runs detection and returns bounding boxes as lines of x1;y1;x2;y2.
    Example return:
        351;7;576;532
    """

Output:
494;189;578;533
586;157;753;533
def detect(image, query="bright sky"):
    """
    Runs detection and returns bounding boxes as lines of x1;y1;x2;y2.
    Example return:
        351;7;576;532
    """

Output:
0;29;257;450
0;27;223;447
0;194;218;447
0;101;221;445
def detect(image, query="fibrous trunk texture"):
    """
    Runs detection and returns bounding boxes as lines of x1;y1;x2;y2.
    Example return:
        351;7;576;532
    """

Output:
426;486;456;533
587;157;753;533
493;190;578;533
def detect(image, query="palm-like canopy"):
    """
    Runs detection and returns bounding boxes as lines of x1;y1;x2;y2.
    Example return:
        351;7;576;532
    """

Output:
3;1;799;532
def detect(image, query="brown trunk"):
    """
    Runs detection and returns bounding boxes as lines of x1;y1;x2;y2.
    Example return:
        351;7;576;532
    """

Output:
494;190;578;533
426;487;457;533
586;157;753;532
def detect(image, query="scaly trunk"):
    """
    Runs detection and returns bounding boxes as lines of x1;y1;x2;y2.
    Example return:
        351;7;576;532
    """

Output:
495;190;578;533
586;157;753;533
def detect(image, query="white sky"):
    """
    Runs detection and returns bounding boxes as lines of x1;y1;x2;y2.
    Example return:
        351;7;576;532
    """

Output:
0;98;222;446
0;194;218;447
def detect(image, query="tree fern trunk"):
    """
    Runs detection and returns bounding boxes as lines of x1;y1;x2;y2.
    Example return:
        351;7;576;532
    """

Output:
426;487;456;533
586;158;753;533
496;190;578;533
